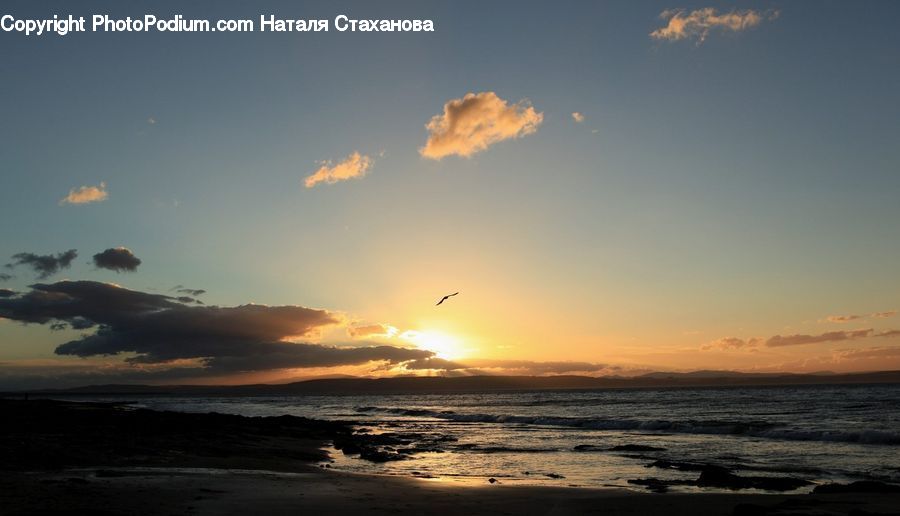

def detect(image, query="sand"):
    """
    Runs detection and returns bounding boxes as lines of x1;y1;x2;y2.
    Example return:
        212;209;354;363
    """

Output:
5;467;900;516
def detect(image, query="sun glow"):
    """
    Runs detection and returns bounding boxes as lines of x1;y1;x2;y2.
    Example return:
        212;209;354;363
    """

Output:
400;330;466;360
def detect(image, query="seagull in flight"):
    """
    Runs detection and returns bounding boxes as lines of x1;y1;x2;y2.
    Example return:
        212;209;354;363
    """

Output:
436;292;459;306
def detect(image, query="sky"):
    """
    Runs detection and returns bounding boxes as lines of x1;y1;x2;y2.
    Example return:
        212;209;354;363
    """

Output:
1;0;900;388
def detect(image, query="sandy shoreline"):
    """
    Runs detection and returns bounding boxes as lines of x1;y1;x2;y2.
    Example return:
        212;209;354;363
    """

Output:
5;466;900;516
3;399;899;515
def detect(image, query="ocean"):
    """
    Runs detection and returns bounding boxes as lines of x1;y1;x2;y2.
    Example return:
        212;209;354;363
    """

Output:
71;384;900;492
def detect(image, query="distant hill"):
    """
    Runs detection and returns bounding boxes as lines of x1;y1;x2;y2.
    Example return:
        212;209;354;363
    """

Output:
10;370;900;397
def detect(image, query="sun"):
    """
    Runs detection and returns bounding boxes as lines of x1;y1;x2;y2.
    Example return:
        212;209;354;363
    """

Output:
400;330;466;360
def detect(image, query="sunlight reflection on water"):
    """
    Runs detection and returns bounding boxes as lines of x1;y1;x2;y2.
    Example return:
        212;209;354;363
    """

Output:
75;384;900;492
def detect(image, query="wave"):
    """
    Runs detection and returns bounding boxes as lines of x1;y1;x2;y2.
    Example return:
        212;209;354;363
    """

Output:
353;406;900;445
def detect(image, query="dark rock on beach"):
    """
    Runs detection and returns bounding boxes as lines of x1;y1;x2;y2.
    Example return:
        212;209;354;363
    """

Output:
630;464;812;493
628;478;684;493
697;466;812;491
647;459;709;472
0;398;353;472
334;429;453;462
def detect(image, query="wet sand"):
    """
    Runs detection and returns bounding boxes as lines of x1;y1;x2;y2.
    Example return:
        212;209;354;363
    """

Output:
6;467;900;516
2;399;898;515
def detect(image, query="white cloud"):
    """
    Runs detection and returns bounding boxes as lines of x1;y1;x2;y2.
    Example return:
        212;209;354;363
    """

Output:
420;92;543;160
304;152;373;188
650;8;777;44
60;182;108;205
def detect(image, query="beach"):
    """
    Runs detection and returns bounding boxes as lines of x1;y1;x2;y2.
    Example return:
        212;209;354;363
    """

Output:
7;466;900;516
3;399;900;516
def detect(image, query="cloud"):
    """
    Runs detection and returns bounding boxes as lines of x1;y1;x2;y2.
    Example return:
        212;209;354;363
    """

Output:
6;250;78;279
348;323;398;339
60;182;108;205
824;314;863;323
92;247;142;273
832;346;900;361
304;152;373;188
0;289;16;298
401;357;467;371
572;112;585;123
177;288;206;296
401;358;618;376
766;329;873;347
0;280;431;373
0;273;12;282
707;326;900;351
703;337;762;350
202;343;429;373
420;92;543;159
471;359;617;375
170;285;207;297
822;311;897;323
650;8;777;44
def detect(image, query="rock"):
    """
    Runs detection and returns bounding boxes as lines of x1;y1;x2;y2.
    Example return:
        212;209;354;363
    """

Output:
545;473;565;479
696;465;738;485
358;447;405;463
628;478;671;493
647;459;708;471
813;480;900;494
339;442;362;455
488;478;498;484
697;466;812;492
573;444;604;452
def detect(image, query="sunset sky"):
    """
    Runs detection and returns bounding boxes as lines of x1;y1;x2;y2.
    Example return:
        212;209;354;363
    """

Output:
2;1;900;388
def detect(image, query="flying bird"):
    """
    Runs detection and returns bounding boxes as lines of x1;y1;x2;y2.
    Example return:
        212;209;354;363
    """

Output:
436;292;459;306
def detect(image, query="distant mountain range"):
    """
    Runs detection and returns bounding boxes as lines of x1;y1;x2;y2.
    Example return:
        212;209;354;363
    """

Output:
10;370;900;396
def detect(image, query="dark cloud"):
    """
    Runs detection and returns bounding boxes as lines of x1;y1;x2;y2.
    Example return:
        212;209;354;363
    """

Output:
177;288;206;297
201;343;431;373
0;289;16;298
0;273;12;282
766;329;873;347
6;250;77;279
92;247;142;273
170;285;206;296
0;280;432;374
0;280;179;327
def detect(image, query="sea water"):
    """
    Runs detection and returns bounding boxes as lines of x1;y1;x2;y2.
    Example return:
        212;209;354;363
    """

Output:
72;384;900;491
